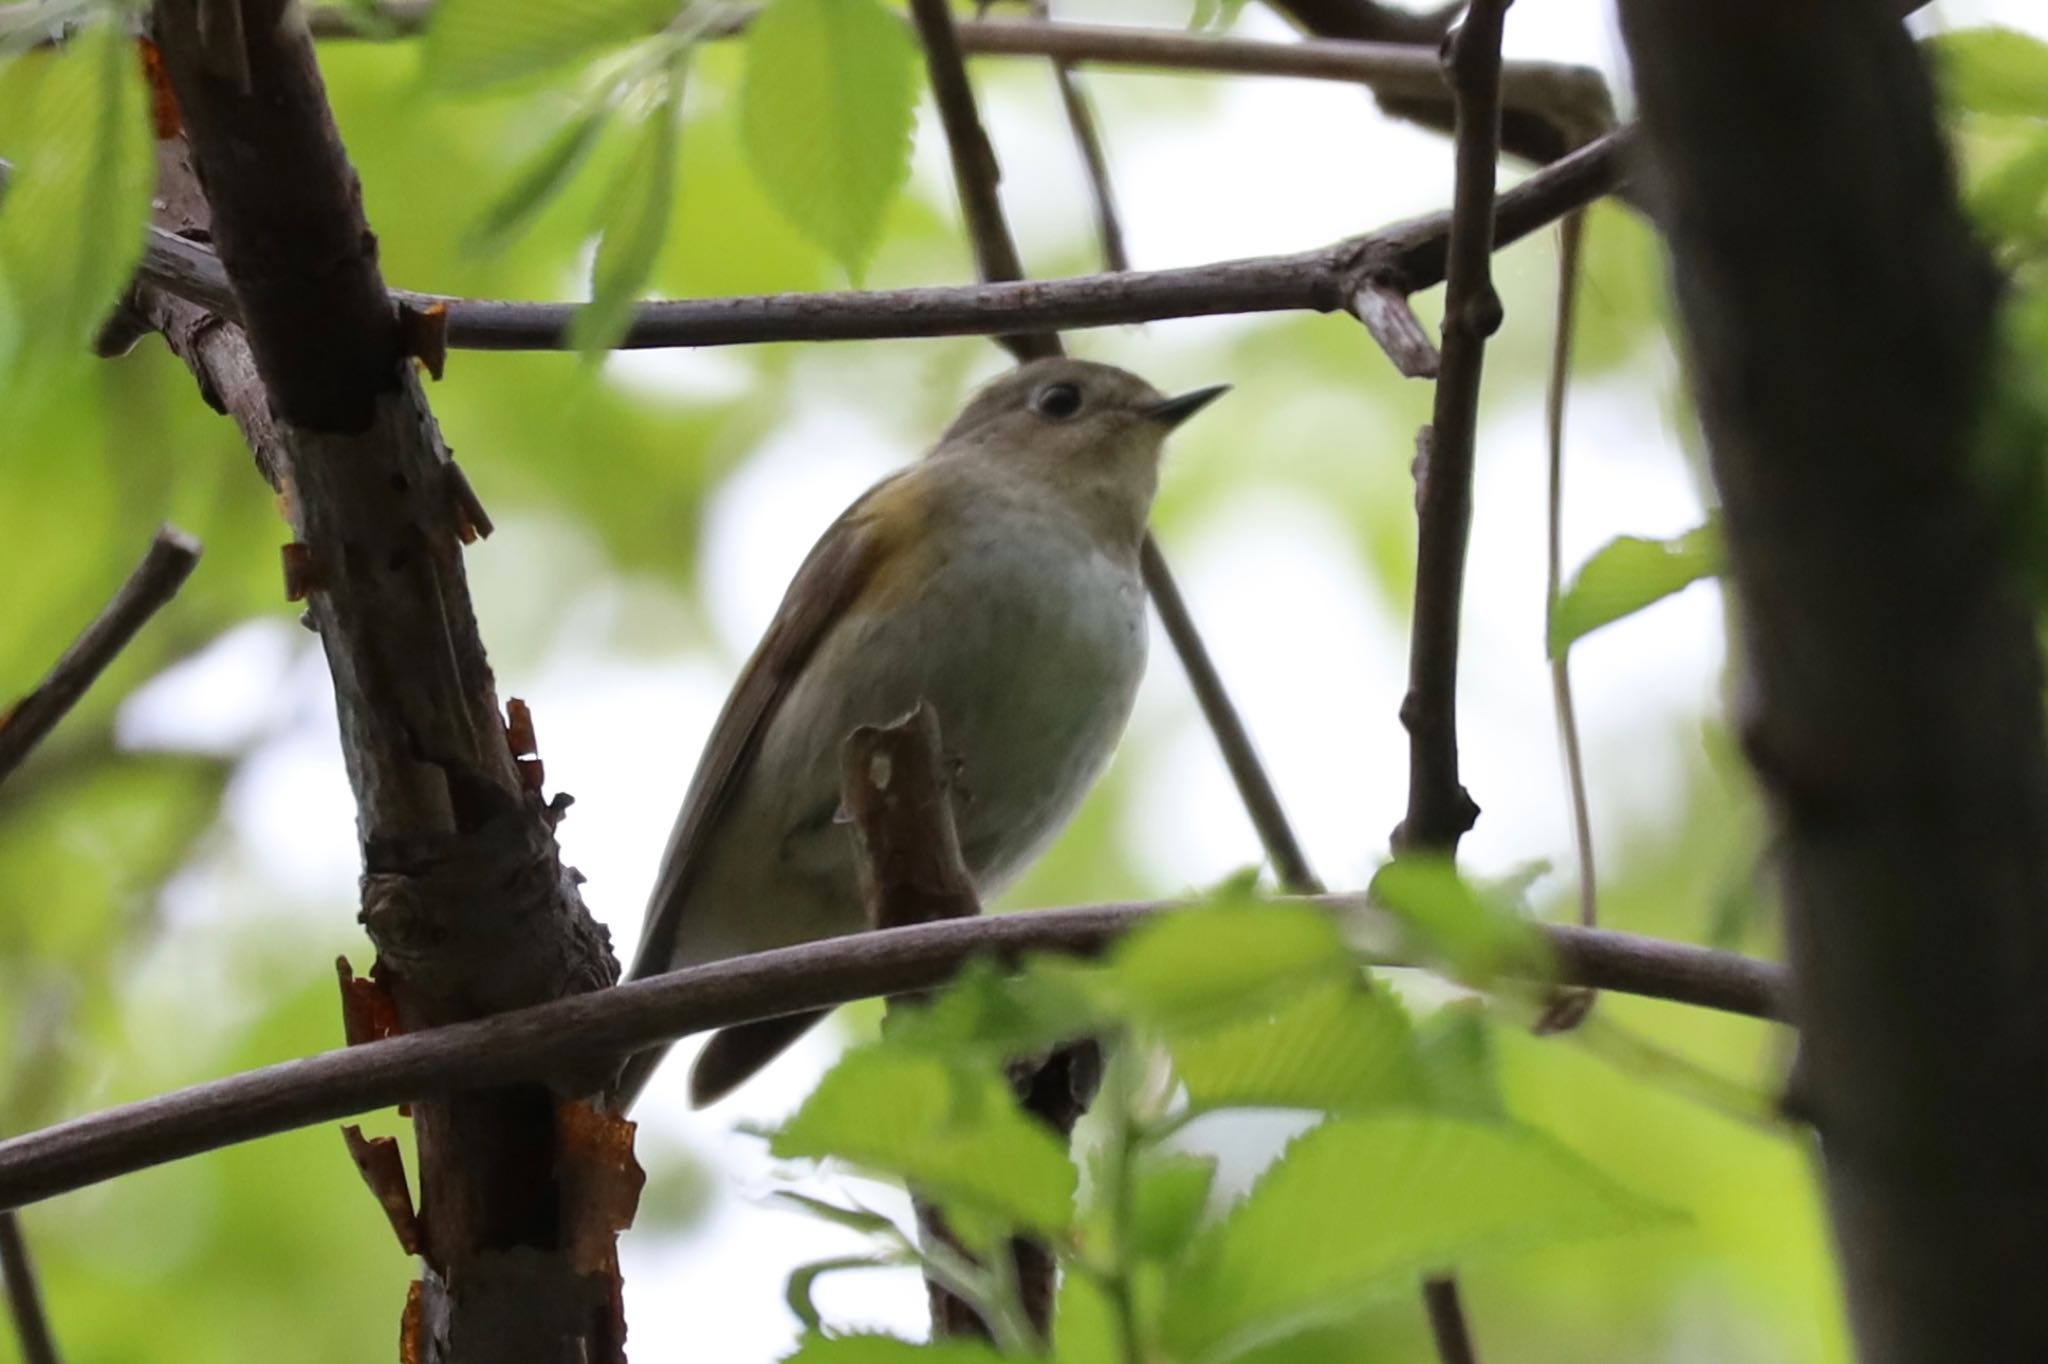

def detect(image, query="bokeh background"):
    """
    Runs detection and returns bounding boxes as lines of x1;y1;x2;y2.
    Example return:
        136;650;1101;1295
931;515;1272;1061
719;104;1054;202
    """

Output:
3;0;2039;1358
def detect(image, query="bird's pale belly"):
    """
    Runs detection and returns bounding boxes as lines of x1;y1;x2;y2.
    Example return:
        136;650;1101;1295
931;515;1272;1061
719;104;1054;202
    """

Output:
669;522;1146;966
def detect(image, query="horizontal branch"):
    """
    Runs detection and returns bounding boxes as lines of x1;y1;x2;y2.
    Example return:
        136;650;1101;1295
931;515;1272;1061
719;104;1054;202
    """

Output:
301;6;1611;138
0;895;1784;1212
67;128;1624;355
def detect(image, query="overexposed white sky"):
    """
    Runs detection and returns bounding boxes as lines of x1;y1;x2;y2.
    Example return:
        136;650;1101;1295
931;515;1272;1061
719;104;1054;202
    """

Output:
114;0;2047;1355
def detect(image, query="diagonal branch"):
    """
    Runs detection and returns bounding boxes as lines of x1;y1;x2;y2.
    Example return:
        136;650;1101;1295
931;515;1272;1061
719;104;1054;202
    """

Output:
0;524;199;1364
0;1213;58;1364
0;902;1788;1214
907;0;1056;362
0;528;201;785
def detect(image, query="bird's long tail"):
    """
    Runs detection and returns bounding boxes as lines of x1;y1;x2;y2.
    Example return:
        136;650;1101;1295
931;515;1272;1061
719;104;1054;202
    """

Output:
611;1009;827;1112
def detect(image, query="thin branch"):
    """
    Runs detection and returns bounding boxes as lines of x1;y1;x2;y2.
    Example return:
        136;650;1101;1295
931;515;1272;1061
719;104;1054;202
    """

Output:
1041;10;1129;276
1392;6;1516;1356
1038;55;1323;895
1423;1276;1478;1364
16;127;1625;357
0;527;201;786
297;5;1616;160
1140;540;1321;892
1393;0;1513;857
0;901;1787;1214
907;0;1057;362
0;1213;59;1364
1532;209;1597;1038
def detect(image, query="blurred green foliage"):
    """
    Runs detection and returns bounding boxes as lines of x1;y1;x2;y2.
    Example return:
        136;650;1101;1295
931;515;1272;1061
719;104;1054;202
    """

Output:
6;5;2038;1364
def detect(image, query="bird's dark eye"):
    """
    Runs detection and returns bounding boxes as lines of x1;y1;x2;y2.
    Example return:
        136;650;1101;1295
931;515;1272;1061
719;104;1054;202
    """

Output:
1033;381;1084;419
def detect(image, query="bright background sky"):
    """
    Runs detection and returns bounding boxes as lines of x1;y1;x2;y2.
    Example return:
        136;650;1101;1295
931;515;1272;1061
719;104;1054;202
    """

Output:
100;0;2044;1356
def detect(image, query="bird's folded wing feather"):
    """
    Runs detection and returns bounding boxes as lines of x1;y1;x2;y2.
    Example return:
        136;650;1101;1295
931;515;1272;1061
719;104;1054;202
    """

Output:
627;471;915;981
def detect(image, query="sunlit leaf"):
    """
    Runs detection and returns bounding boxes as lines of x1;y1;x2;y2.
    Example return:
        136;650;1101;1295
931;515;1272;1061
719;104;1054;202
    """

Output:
1162;1116;1678;1362
571;68;682;355
1932;27;2048;120
1367;856;1550;990
1413;1003;1507;1121
1169;977;1425;1115
1965;126;2048;253
772;1046;1078;1233
1128;1152;1216;1261
422;0;680;90
1547;520;1722;659
1051;1270;1121;1364
1111;902;1355;1034
467;102;614;253
883;955;1111;1059
0;18;153;394
738;0;917;277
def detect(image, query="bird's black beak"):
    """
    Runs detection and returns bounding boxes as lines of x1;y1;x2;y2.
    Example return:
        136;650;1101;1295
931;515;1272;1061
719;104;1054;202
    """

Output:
1143;384;1230;429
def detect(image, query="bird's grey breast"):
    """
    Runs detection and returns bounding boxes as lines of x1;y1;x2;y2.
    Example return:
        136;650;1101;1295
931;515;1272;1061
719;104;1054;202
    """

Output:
736;488;1145;944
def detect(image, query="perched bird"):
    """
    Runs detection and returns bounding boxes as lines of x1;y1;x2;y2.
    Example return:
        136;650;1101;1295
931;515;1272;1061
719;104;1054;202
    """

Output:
614;357;1226;1110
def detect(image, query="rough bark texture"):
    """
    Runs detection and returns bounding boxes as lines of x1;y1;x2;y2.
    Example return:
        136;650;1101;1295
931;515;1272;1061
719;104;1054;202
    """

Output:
146;5;619;1362
1619;3;2048;1360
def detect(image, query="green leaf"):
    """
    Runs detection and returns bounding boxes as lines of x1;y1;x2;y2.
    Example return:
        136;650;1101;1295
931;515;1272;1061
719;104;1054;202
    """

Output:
1413;1004;1507;1121
1111;903;1355;1034
466;102;614;253
422;0;681;90
784;1335;1010;1364
0;18;153;394
1128;1152;1217;1261
767;1191;905;1240
571;69;682;355
1169;977;1425;1115
772;1046;1079;1234
1051;1271;1121;1364
1367;856;1550;989
1932;27;2048;120
738;0;917;277
1548;520;1723;659
1162;1116;1677;1362
784;1257;905;1334
884;955;1111;1059
1967;127;2048;253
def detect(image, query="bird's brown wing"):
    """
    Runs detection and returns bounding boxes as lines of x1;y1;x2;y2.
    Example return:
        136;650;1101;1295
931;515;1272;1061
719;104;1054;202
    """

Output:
611;473;917;1111
628;471;914;983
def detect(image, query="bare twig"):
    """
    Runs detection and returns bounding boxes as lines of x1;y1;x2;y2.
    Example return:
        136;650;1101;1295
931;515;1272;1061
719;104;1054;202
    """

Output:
0;528;201;786
1040;8;1129;276
0;1213;58;1364
1533;209;1598;1038
1423;1276;1479;1364
908;0;1057;362
298;5;1616;158
1140;540;1321;891
1391;5;1516;1356
25;128;1626;356
1393;0;1513;857
0;901;1786;1213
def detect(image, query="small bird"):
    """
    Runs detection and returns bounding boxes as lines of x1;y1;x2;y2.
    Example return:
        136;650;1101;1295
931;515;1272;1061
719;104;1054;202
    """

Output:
613;356;1227;1110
